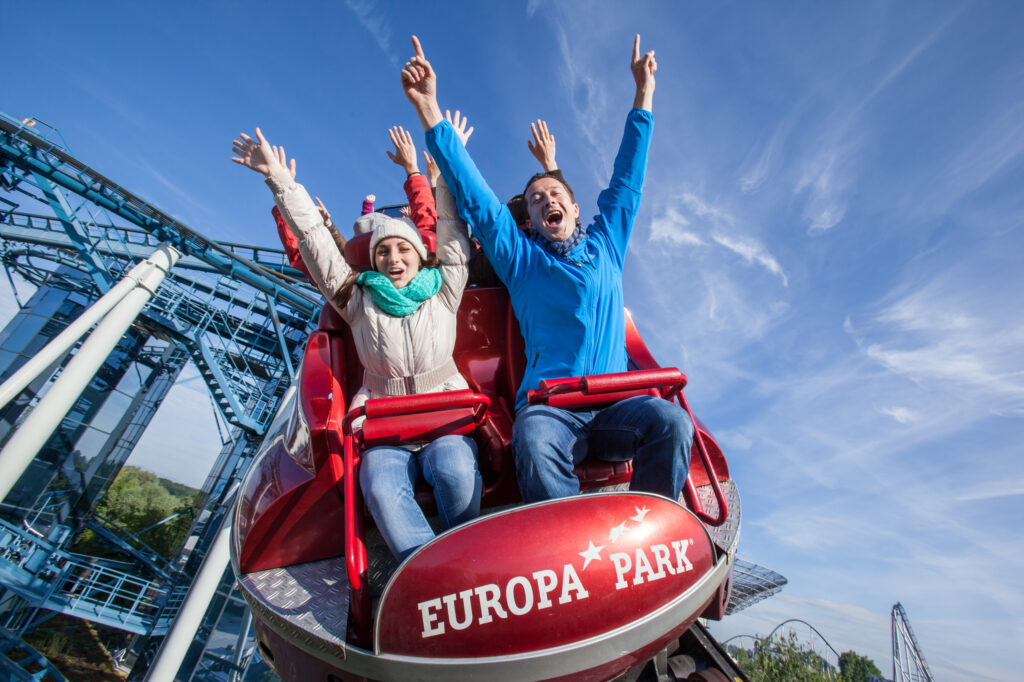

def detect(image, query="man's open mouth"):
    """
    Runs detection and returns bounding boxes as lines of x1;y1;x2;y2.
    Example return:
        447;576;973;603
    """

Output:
545;209;564;227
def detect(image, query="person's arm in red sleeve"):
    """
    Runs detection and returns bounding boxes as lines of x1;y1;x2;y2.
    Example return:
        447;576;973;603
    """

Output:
404;172;437;232
272;205;313;281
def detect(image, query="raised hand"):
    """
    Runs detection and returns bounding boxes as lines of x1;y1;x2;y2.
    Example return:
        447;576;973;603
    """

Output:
630;34;657;111
630;34;655;111
231;128;287;178
401;36;443;129
314;196;332;226
423;151;440;188
272;145;296;180
527;119;557;171
444;110;474;146
386;126;420;175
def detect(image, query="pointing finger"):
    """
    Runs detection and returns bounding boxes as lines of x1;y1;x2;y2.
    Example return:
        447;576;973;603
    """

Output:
411;35;425;59
633;34;640;63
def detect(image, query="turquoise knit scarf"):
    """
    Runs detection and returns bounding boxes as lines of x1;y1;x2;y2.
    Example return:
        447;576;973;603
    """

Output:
357;268;443;317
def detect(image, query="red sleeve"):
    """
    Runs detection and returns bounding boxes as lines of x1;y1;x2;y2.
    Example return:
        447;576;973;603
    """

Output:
361;198;374;215
404;173;437;232
273;205;313;281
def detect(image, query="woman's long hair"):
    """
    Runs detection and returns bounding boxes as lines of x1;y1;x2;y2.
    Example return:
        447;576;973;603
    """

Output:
332;253;441;310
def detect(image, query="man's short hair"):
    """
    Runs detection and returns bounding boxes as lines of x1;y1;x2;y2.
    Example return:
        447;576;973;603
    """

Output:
523;169;574;204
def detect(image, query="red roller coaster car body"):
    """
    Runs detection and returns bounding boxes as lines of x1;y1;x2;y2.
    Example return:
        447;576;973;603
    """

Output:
232;232;740;681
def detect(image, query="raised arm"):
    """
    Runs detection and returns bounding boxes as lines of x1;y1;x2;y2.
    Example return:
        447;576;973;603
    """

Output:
527;119;558;172
631;34;657;112
423;151;440;189
433;174;472;311
401;37;532;288
262;144;313;280
232;128;353;309
401;36;443;130
272;205;312;280
387;125;438;231
589;37;657;261
435;112;473;270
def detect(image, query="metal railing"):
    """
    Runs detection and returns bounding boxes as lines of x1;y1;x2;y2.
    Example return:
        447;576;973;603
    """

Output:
0;517;184;635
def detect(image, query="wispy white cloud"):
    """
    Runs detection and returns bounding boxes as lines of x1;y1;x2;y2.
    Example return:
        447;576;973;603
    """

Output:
936;101;1024;211
710;234;788;287
553;33;609;179
739;115;796;193
880;405;916;424
344;0;397;67
860;7;962;109
853;272;1024;414
648;206;702;246
524;1;620;184
645;190;788;286
791;9;960;235
143;164;217;220
678;191;735;226
956;481;1024;503
794;143;852;234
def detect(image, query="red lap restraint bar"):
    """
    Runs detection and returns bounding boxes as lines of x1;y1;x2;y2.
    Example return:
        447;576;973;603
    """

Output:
340;389;491;641
528;368;728;526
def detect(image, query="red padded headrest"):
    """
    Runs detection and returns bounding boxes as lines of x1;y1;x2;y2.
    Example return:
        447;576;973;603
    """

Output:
344;229;437;270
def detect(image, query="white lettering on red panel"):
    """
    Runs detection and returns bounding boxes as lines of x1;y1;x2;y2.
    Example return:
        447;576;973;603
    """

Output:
417;506;699;638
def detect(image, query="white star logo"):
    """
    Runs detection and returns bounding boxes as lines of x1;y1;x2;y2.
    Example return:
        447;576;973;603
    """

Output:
631;506;649;523
608;522;629;542
579;541;604;570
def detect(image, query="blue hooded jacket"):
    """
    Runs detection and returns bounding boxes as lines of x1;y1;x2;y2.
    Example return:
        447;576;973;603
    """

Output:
426;109;653;410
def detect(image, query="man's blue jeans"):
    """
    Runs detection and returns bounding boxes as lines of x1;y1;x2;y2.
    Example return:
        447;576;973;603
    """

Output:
359;434;481;561
512;395;694;503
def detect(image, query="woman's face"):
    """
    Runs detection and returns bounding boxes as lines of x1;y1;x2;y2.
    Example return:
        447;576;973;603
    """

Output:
374;237;421;289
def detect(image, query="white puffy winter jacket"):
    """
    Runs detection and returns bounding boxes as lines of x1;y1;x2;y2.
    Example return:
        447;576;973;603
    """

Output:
266;168;471;419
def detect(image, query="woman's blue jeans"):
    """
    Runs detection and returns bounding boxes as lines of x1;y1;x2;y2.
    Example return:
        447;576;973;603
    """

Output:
511;395;693;503
359;434;481;562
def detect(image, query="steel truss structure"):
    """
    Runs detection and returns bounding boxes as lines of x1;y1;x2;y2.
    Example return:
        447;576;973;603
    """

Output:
892;602;933;682
0;112;323;680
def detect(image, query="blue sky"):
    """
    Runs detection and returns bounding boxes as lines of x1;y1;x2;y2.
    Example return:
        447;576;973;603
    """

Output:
3;1;1023;679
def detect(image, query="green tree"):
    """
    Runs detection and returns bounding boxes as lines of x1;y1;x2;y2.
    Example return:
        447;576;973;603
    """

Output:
838;650;882;682
75;466;200;560
740;631;837;682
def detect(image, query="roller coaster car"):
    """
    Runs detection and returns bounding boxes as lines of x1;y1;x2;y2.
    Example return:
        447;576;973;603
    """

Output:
231;230;742;682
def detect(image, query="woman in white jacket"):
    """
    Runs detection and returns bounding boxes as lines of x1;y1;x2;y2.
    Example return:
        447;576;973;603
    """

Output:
232;124;480;562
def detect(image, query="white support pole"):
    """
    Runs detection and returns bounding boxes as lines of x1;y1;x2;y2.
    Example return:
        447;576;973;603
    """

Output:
0;246;180;410
144;509;233;682
0;244;180;502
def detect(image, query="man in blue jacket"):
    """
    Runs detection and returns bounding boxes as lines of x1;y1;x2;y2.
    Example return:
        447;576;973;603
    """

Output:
401;35;693;503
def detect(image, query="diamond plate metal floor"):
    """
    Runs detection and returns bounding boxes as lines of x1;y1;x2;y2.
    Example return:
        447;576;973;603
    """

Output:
695;479;740;552
238;557;350;645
